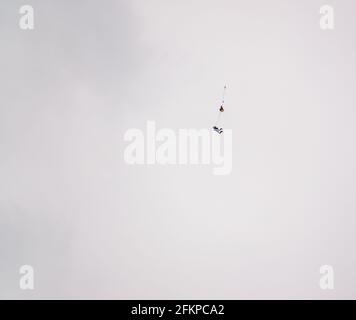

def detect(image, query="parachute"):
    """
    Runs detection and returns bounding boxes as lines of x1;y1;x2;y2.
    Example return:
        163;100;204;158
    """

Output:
213;85;226;134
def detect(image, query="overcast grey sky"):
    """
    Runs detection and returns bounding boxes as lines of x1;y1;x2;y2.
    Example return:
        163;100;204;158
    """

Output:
0;0;356;299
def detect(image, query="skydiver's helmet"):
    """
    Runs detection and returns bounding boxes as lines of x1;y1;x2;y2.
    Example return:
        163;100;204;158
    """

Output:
219;106;224;112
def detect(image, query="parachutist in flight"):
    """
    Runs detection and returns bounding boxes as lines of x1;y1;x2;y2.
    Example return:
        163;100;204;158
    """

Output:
213;86;227;134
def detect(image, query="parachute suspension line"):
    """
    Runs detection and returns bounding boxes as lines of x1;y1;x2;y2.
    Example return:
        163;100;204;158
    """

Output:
215;111;222;126
221;85;227;107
